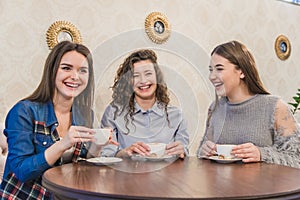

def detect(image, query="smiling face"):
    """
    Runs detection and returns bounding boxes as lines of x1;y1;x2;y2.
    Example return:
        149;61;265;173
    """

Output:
54;50;89;102
209;53;245;100
133;60;157;102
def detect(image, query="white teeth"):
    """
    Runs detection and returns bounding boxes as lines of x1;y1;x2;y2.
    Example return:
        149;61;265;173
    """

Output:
139;85;150;89
65;83;79;88
214;83;222;87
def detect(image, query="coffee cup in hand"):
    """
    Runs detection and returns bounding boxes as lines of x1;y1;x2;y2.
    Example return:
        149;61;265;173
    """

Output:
216;144;236;159
93;128;111;145
147;143;166;157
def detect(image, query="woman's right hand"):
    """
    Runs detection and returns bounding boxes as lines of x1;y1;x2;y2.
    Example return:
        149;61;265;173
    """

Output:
199;140;217;158
45;125;95;165
60;125;95;151
121;142;151;157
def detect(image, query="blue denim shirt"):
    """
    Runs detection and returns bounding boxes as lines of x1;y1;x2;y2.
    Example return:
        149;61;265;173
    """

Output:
2;100;86;183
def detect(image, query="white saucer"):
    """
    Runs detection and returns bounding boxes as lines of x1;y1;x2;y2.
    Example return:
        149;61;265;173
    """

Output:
208;156;242;164
131;154;174;162
144;154;174;161
86;157;123;165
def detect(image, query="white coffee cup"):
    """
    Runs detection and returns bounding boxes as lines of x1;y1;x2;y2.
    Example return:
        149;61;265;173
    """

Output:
93;128;111;145
216;144;236;159
147;143;166;157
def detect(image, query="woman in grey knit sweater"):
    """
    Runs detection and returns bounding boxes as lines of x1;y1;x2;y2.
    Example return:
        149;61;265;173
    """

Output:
197;40;300;168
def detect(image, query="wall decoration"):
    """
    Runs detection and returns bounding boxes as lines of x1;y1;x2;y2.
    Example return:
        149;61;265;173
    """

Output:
145;12;171;44
46;21;82;49
274;35;291;60
278;0;300;6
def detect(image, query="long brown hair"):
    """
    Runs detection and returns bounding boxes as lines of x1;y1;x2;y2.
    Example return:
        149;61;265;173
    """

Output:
208;40;270;121
111;49;170;133
25;41;95;127
211;40;269;95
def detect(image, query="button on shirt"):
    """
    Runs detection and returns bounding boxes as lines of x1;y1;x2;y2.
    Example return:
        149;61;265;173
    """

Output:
100;102;189;157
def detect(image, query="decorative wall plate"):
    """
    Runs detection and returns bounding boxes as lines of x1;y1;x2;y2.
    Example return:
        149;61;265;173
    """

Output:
145;12;171;44
46;21;82;49
274;35;291;60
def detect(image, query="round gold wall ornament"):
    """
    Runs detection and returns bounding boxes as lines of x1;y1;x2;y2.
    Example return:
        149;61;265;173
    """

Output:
145;12;171;44
274;35;291;61
46;21;82;49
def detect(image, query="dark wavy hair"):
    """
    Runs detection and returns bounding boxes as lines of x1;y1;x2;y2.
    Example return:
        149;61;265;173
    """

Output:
111;49;170;133
24;41;95;127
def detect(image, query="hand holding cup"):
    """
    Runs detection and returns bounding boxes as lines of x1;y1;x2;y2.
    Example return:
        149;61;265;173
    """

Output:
216;144;236;159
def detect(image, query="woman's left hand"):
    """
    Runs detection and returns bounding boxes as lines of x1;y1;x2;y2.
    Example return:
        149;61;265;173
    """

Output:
165;141;185;158
231;142;261;163
107;134;119;146
97;128;118;146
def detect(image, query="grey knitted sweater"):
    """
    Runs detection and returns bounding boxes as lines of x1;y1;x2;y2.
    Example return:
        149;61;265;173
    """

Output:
198;94;300;168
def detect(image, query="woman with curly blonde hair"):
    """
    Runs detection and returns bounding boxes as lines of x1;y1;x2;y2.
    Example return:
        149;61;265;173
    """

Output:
101;49;189;159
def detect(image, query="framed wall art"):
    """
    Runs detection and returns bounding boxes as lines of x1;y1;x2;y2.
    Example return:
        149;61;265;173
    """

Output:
46;21;82;49
274;34;291;61
278;0;300;6
145;12;171;44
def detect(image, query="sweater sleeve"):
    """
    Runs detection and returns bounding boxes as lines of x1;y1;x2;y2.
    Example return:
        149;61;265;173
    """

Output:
259;133;300;168
259;99;300;168
197;102;215;158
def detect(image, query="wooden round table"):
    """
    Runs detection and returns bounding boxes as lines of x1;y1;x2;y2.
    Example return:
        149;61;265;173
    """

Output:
42;156;300;199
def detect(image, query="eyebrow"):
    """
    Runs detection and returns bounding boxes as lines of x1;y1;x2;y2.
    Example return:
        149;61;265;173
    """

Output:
144;69;154;72
60;63;72;66
134;69;154;74
60;63;88;68
215;64;224;67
